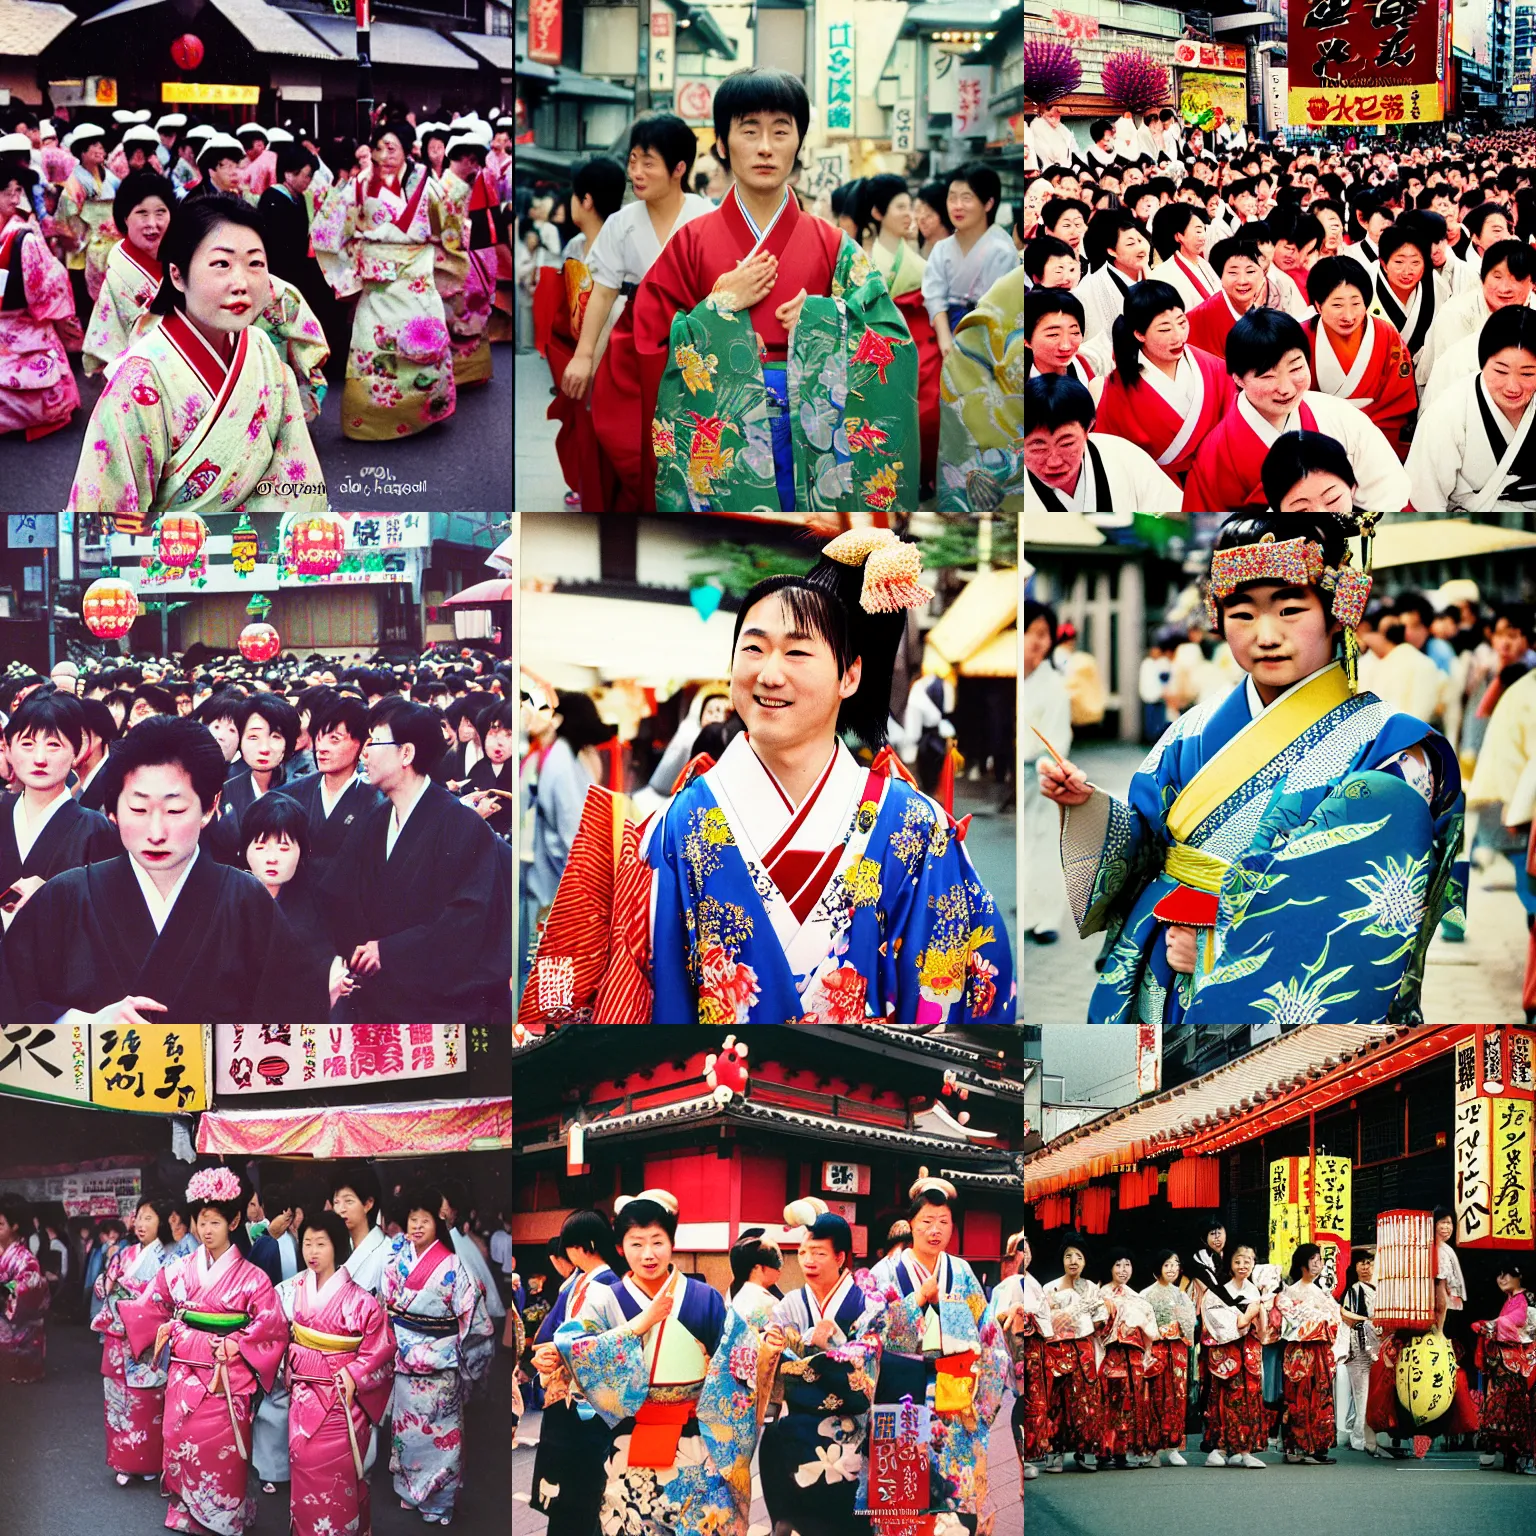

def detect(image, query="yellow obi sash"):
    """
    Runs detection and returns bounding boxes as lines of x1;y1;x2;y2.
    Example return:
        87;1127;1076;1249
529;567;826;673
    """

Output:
291;1324;363;1353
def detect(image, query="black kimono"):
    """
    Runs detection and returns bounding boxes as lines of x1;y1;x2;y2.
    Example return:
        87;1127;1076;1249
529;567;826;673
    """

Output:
280;771;383;871
463;756;512;837
431;741;467;787
326;780;510;1024
0;794;121;898
0;853;322;1023
76;763;112;814
216;766;294;842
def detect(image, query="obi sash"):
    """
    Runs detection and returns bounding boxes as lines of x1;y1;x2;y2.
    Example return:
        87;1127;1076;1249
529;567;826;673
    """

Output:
291;1324;363;1352
178;1308;251;1335
386;1307;458;1337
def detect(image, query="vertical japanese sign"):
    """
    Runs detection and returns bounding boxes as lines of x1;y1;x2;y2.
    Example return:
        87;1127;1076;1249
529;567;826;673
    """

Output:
891;98;916;151
91;1027;209;1113
528;0;563;66
214;1025;466;1096
822;6;857;134
1455;1027;1535;1248
1136;1021;1161;1096
866;1400;931;1517
0;1024;90;1106
1287;0;1448;127
954;65;989;136
1269;1155;1352;1294
650;3;675;95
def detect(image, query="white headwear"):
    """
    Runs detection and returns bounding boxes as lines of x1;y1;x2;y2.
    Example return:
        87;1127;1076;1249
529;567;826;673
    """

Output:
156;114;188;132
235;122;267;139
111;109;135;125
121;125;160;148
0;132;30;155
67;124;105;148
38;120;56;140
185;124;217;144
197;133;246;162
266;127;294;144
613;1188;680;1218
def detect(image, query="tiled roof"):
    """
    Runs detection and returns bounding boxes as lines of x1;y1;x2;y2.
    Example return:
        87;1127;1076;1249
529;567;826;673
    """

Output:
939;1166;1023;1188
0;0;75;55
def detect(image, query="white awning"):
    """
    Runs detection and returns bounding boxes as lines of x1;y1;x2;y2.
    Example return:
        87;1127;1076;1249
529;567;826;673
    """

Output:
0;0;74;55
298;14;479;69
520;590;739;689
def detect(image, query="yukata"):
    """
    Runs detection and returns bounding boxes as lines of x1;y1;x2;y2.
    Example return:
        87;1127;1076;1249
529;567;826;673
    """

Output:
92;1237;173;1475
1061;659;1466;1025
556;1267;757;1536
0;214;80;440
67;309;327;527
938;264;1023;512
434;166;499;387
55;162;120;299
311;163;460;440
1277;1279;1341;1457
120;1244;287;1535
1200;1279;1267;1455
920;224;1019;334
868;235;940;491
0;1237;50;1383
759;1271;887;1536
1139;1281;1197;1452
1302;314;1418;461
863;1250;1008;1531
380;1236;494;1520
278;1267;395;1536
1475;1289;1536;1462
992;1269;1054;1463
1040;1276;1108;1458
1100;1283;1158;1458
1406;367;1536;511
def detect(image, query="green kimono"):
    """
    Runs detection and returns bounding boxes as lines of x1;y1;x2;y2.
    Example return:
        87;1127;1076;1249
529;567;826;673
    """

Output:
938;264;1023;513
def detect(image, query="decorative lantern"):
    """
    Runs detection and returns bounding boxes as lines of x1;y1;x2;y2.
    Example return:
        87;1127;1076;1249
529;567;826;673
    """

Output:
82;577;139;639
1396;1330;1458;1424
155;513;207;570
238;622;281;663
230;512;258;578
171;34;204;70
284;511;345;577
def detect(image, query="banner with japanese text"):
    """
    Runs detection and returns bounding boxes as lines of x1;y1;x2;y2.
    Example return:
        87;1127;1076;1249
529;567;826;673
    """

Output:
1269;1154;1351;1295
0;1023;90;1106
214;1025;467;1097
1456;1027;1535;1248
1287;0;1448;127
92;1026;209;1113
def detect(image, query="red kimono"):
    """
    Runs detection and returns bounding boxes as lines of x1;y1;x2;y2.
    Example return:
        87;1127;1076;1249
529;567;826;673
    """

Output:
1303;314;1418;461
1185;289;1250;363
1093;344;1233;483
1183;396;1321;512
543;242;622;510
893;289;941;489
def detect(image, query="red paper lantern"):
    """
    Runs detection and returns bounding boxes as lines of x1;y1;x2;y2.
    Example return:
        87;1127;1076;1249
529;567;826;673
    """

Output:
239;622;281;663
156;513;206;569
82;577;139;639
171;33;204;70
285;512;345;576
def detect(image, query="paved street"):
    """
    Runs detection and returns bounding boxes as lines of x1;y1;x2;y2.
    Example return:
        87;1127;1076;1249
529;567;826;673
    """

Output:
1023;740;1526;1025
955;777;1018;963
0;1314;510;1535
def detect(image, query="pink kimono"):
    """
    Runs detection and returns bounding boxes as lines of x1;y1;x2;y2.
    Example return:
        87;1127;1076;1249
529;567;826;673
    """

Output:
278;1267;395;1536
0;1237;50;1382
121;1244;286;1536
0;214;81;441
92;1238;174;1475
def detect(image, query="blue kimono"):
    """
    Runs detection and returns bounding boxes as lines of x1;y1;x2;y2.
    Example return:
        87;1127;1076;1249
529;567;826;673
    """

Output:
1061;660;1466;1025
644;733;1014;1024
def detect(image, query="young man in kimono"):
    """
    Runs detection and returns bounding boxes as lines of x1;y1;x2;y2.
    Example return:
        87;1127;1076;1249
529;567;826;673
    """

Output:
921;162;1020;357
633;68;920;513
0;1194;50;1383
1040;512;1468;1026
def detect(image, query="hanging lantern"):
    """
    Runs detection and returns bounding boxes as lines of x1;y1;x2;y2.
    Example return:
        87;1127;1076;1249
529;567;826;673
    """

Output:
154;513;207;570
1396;1331;1459;1424
82;577;139;639
284;511;346;577
239;622;281;663
230;512;258;577
171;33;204;70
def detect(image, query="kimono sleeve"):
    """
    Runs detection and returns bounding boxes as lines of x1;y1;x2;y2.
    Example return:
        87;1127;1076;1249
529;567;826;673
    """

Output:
311;181;362;299
118;1260;174;1360
1339;402;1411;511
67;353;170;518
1405;394;1464;511
1;1248;51;1325
20;229;74;322
233;1269;288;1392
83;266;135;375
633;229;708;507
248;890;327;1025
250;357;328;512
0;875;89;1021
694;1305;766;1531
555;1309;651;1429
55;179;86;249
350;1293;397;1425
260;278;330;418
646;804;703;1025
1059;779;1168;939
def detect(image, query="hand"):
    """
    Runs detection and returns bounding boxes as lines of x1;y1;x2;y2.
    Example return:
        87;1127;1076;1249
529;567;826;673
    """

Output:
349;940;382;975
636;1287;677;1333
216;1337;239;1364
937;329;954;360
531;1342;562;1375
808;1317;836;1349
1036;757;1091;807
468;791;500;820
335;1365;356;1406
561;353;595;400
1002;1304;1027;1333
1165;925;1198;975
763;1324;787;1355
774;286;808;332
916;1274;940;1307
711;250;778;312
154;1322;173;1356
328;958;355;1008
91;996;167;1026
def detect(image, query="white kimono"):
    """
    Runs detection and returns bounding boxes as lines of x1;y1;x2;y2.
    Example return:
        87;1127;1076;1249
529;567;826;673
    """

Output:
1418;285;1496;385
1024;660;1073;937
1200;1277;1262;1345
922;224;1022;321
1265;264;1312;319
1433;250;1478;306
585;191;714;332
1423;330;1482;406
1406;367;1536;512
1150;252;1220;312
1073;262;1151;341
1027;115;1082;172
1024;430;1185;514
342;1224;391;1296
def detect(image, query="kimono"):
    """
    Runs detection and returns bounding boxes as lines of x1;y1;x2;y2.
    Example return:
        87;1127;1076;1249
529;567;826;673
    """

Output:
862;1251;1008;1529
279;1267;395;1536
1475;1289;1536;1461
1060;659;1467;1026
1406;368;1536;511
870;236;940;489
119;1243;287;1535
1071;262;1150;342
1200;1279;1266;1454
1303;314;1418;460
380;1236;494;1519
1138;1280;1197;1451
311;163;458;440
1367;268;1436;363
1276;1278;1341;1456
1182;390;1411;514
939;265;1023;512
0;791;120;902
1184;289;1253;360
83;235;164;375
91;1237;173;1474
557;1267;753;1536
1099;1282;1158;1458
0;1237;50;1382
1025;430;1184;514
67;311;327;527
55;162;120;299
341;1225;391;1297
544;230;608;506
635;185;920;513
992;1269;1053;1463
641;733;1014;1024
0;216;80;441
759;1271;887;1536
1150;252;1220;313
434;166;498;387
1039;1276;1108;1457
1092;342;1234;483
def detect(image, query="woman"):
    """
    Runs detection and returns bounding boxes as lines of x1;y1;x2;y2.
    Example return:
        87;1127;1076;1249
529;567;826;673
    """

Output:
278;1210;395;1536
1276;1243;1340;1465
1368;224;1437;364
118;1167;287;1534
1040;1231;1109;1474
725;1226;782;1327
1020;176;1052;244
1094;278;1234;483
380;1185;495;1524
912;179;953;260
312;119;458;439
55;123;120;307
1199;1242;1266;1469
1339;1247;1383;1456
0;160;80;441
1473;1259;1536;1474
418;123;449;184
1260;428;1360;513
1099;1247;1158;1469
91;1196;175;1487
67;196;327;522
991;1232;1052;1486
0;1195;50;1383
1139;1248;1196;1467
1075;209;1153;340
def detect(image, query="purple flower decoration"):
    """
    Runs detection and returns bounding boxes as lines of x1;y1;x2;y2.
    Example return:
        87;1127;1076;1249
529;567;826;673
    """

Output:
1100;49;1171;116
1023;38;1083;108
398;314;450;364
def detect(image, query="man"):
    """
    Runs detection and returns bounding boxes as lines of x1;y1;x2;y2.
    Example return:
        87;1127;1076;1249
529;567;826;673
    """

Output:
1026;104;1081;174
277;695;382;899
1463;202;1514;266
634;68;920;512
924;162;1019;357
126;683;175;727
1363;603;1451;725
254;143;320;293
1185;236;1268;359
0;714;318;1023
333;1164;389;1295
489;1213;514;1307
217;694;299;841
1023;234;1081;294
1085;118;1119;171
329;701;510;1024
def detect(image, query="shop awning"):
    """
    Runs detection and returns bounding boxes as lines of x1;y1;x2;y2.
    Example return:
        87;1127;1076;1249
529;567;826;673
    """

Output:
521;590;739;687
1368;518;1536;567
1025;511;1106;549
197;1097;510;1157
959;629;1016;677
0;0;74;54
549;68;639;102
923;567;1018;678
86;0;341;58
296;14;476;68
452;30;513;69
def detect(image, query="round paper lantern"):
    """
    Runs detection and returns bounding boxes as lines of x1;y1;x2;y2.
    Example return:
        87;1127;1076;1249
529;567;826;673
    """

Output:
285;512;345;576
171;33;204;70
239;622;281;663
155;513;206;569
1396;1330;1458;1424
82;577;139;639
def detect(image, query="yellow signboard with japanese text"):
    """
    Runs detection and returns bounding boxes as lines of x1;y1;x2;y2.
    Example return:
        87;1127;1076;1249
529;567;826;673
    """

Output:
1269;1155;1352;1293
89;1026;210;1113
1491;1098;1533;1247
161;82;261;106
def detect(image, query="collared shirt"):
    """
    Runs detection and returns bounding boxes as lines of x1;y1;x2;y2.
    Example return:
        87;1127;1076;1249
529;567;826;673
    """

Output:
130;847;200;934
13;786;71;864
385;776;431;859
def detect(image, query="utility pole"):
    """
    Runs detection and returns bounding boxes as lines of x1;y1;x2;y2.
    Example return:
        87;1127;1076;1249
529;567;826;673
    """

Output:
43;546;54;669
356;0;373;146
636;0;652;116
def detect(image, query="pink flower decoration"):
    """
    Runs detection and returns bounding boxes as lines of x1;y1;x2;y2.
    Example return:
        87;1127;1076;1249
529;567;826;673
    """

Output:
186;1167;241;1203
398;315;450;363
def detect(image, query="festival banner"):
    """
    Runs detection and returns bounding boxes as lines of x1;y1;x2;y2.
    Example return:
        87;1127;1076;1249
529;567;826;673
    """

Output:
528;0;562;65
1269;1154;1351;1294
196;1097;511;1158
0;1023;90;1106
1136;1020;1160;1096
91;1026;209;1113
1492;1099;1534;1246
1180;69;1249;130
214;1024;466;1097
1456;1027;1536;1248
1287;0;1447;127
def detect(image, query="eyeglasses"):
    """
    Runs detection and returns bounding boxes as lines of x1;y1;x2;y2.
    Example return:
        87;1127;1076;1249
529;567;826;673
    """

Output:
362;737;400;750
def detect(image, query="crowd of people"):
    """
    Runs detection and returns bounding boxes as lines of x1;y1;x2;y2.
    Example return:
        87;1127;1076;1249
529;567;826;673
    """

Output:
1023;113;1536;512
520;65;1023;512
0;643;511;1024
0;100;514;514
0;1160;505;1529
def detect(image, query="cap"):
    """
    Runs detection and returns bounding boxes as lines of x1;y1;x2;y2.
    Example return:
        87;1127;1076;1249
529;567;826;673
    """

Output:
155;113;188;131
266;127;294;144
197;134;246;163
112;109;135;125
67;124;104;148
185;124;217;144
235;122;267;139
38;120;56;140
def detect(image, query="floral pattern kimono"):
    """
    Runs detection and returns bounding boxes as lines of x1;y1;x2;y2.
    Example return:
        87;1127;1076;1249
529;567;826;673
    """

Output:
0;214;80;440
434;166;496;388
68;308;327;527
279;1267;396;1536
862;1250;1008;1530
1100;1282;1158;1457
91;1237;173;1474
1475;1288;1536;1460
1138;1280;1197;1451
55;162;120;298
1277;1278;1341;1456
312;163;459;439
938;264;1022;513
759;1270;887;1536
1039;1276;1108;1457
380;1236;494;1520
120;1243;287;1535
0;1237;50;1383
869;236;940;490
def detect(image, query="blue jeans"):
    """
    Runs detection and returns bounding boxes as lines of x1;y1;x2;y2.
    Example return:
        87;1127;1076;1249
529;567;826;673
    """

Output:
762;363;796;511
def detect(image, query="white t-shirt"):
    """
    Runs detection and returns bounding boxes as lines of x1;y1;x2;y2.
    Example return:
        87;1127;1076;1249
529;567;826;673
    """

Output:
587;193;715;291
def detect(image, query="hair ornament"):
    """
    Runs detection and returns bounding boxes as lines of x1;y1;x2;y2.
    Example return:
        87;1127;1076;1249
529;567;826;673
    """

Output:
614;1187;679;1217
820;527;936;615
908;1166;958;1202
784;1197;829;1228
186;1167;241;1203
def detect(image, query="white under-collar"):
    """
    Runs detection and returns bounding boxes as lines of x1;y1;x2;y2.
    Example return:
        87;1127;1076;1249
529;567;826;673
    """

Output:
319;770;359;817
386;775;431;857
13;786;71;864
196;1240;239;1284
303;1266;349;1305
131;847;200;934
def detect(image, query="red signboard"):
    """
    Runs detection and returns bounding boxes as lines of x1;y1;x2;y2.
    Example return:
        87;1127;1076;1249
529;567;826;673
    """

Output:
528;0;563;66
1173;39;1248;72
1286;0;1447;126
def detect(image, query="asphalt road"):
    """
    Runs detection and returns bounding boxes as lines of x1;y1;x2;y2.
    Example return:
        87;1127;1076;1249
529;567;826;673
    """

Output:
0;1309;511;1535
